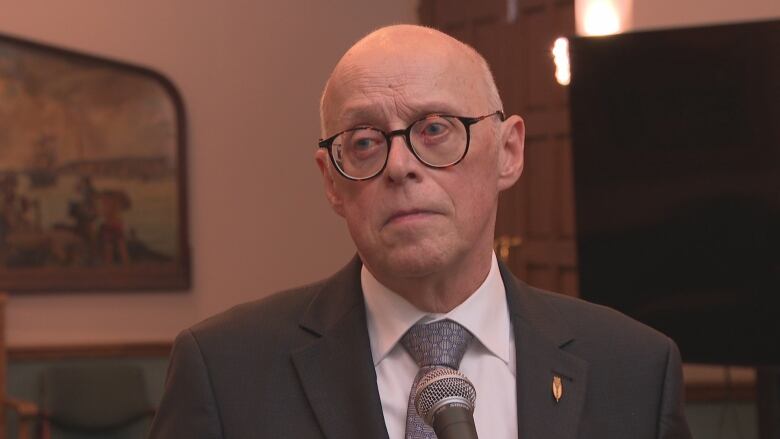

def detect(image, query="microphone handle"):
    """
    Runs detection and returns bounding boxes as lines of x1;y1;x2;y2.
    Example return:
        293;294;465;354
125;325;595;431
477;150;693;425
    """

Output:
431;405;479;439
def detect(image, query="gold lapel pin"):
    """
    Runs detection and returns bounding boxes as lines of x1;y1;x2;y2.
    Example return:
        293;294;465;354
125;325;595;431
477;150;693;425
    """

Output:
552;375;563;403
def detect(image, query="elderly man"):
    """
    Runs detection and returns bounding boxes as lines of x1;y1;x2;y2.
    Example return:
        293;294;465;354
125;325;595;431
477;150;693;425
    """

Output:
150;25;691;439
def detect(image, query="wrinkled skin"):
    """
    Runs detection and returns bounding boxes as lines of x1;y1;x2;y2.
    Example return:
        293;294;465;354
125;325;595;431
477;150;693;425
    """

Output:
316;25;525;312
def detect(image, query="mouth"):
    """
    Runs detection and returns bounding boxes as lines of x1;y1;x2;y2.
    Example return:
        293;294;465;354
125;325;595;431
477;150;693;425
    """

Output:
384;209;440;226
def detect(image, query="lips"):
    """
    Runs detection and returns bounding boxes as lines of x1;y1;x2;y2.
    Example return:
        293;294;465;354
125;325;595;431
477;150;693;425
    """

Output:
384;209;440;226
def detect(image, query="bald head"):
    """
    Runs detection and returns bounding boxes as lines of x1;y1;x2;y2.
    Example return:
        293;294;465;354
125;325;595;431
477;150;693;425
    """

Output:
313;25;525;310
320;25;502;135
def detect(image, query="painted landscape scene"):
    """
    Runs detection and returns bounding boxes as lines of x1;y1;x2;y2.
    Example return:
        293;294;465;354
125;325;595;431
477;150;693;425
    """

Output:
0;37;188;291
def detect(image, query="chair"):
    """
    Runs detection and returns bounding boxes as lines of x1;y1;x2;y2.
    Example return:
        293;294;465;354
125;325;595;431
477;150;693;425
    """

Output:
0;292;153;439
0;293;37;439
36;364;155;439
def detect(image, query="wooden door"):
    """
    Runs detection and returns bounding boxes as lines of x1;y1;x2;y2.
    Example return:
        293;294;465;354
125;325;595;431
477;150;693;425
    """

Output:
420;0;578;296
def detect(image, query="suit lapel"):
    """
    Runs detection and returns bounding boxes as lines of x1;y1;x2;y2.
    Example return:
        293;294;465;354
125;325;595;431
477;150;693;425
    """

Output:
291;257;390;439
290;258;588;439
500;263;589;439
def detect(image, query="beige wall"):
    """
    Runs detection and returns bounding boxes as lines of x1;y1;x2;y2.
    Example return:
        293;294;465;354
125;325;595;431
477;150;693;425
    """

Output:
633;0;780;30
0;1;418;346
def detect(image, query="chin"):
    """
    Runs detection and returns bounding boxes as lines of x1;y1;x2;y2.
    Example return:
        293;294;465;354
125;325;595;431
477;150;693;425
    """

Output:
372;241;455;279
385;257;442;279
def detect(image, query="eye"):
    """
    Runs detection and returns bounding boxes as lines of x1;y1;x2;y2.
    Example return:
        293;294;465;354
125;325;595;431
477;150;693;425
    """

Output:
422;123;447;136
350;131;383;151
414;116;455;144
354;136;377;150
340;128;386;160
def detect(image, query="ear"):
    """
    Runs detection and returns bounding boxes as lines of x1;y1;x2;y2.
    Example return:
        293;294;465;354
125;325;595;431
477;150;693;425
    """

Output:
315;149;346;217
496;115;525;191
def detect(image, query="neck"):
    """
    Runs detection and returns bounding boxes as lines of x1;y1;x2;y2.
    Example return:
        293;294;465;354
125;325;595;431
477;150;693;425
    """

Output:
367;247;494;313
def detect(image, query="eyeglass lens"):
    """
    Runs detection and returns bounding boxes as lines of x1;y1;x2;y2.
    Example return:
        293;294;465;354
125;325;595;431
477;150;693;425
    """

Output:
332;115;468;179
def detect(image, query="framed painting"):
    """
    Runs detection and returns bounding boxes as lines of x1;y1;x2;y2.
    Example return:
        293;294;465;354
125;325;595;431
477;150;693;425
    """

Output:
0;33;189;291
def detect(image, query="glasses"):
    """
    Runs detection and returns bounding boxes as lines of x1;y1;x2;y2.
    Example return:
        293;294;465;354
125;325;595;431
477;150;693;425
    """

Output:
318;111;505;181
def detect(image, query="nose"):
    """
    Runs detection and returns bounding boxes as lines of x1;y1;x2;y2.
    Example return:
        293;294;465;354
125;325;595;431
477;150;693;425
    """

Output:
384;133;420;183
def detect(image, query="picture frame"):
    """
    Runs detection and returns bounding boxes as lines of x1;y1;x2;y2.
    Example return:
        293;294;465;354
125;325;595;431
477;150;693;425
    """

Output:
0;33;190;291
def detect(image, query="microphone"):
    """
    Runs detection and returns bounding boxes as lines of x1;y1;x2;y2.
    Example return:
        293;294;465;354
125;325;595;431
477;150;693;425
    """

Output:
413;367;478;439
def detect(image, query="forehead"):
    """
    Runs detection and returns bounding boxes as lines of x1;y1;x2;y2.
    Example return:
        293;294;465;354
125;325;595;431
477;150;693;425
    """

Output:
324;38;486;130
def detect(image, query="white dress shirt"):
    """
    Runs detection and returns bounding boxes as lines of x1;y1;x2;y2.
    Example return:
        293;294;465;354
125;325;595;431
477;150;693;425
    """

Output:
362;253;517;439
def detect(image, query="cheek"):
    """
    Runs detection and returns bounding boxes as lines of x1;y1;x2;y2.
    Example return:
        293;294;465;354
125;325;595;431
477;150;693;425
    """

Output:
462;145;500;194
337;185;380;236
459;182;497;226
452;147;501;222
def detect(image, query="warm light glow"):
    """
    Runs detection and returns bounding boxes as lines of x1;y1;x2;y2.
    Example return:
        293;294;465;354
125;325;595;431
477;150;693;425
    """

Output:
551;37;571;86
575;0;633;36
584;1;620;35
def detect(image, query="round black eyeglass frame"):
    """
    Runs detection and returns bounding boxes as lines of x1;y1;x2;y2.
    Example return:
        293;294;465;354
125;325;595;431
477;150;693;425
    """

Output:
318;110;506;181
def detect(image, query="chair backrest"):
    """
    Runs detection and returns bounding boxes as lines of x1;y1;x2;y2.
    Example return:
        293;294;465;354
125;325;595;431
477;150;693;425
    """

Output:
41;364;152;432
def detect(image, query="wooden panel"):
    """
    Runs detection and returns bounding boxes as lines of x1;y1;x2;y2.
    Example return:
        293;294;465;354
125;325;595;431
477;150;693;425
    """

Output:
431;0;471;27
523;10;554;112
686;383;756;402
496;187;526;241
520;0;549;12
504;247;528;281
551;2;576;108
559;267;579;296
558;137;577;238
442;22;470;42
473;19;510;109
7;341;171;360
517;240;576;267
502;24;527;117
527;265;556;292
471;0;505;22
525;137;556;238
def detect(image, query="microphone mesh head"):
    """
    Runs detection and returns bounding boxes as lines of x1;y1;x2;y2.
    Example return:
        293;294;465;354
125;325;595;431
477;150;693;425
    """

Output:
413;367;476;424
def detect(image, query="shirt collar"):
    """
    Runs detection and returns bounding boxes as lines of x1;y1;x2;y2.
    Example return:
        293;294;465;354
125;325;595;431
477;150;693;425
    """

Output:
362;253;511;367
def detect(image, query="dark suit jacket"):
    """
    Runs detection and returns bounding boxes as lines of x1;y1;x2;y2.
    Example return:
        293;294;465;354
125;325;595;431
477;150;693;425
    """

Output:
149;257;692;438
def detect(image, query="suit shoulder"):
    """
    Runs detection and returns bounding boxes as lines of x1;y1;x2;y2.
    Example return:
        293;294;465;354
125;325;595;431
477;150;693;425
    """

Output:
187;277;326;345
178;257;363;361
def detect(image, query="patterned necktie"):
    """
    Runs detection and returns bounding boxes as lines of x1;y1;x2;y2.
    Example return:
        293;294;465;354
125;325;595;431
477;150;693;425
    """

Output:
400;319;474;439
